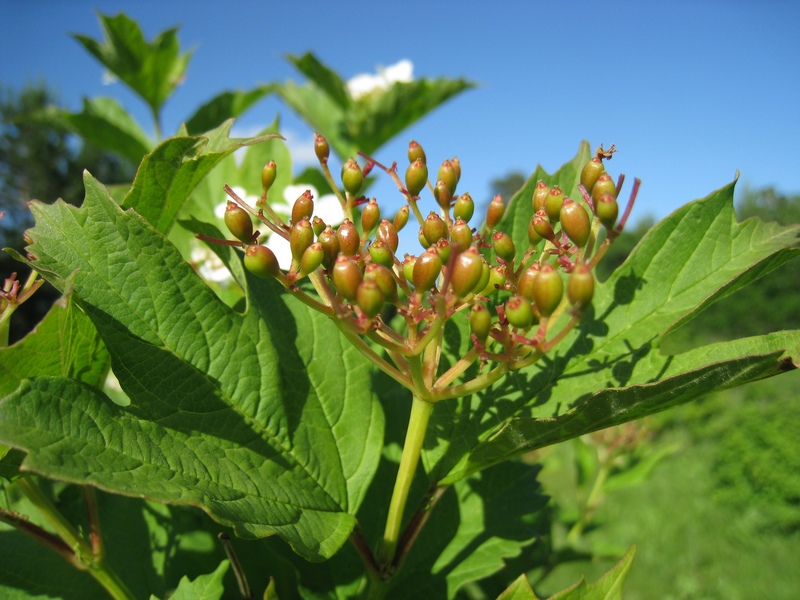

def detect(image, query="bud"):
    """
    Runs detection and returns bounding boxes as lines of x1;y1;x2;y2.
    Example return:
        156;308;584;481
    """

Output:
453;193;475;223
433;179;452;210
532;180;549;212
423;212;448;246
450;246;484;298
413;247;443;292
544;185;565;222
376;219;399;254
290;218;314;262
405;159;428;197
486;195;505;230
532;263;563;317
224;201;254;244
299;242;324;278
438;160;458;198
369;239;394;267
559;199;591;248
364;263;398;303
492;231;516;262
408;140;426;164
595;192;619;229
342;158;364;196
261;161;277;193
505;295;534;330
393;205;410;231
318;226;340;270
567;263;594;310
244;244;280;278
336;219;360;256
580;156;604;195
332;254;362;301
291;190;314;224
361;199;381;234
469;301;492;343
450;218;474;252
356;279;385;318
314;133;330;164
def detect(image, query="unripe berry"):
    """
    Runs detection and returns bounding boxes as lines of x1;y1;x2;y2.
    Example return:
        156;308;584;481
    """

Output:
413;247;442;292
376;219;399;254
591;172;617;203
342;158;364;196
532;209;556;242
336;219;360;256
224;201;253;244
332;254;362;301
567;263;594;310
505;295;534;329
532;180;549;212
405;159;428;197
559;199;591;248
595;192;619;229
580;156;604;195
438;160;458;198
423;212;448;246
486;195;505;230
408;140;426;164
369;239;394;267
314;133;330;164
544;185;565;222
453;193;475;223
450;218;474;252
356;279;385;318
492;231;516;262
317;226;340;270
473;258;491;295
393;205;410;232
244;244;280;278
361;199;381;234
418;227;431;249
311;216;326;237
299;242;324;278
261;161;277;194
434;180;452;210
469;301;492;343
402;254;416;284
450;246;484;298
479;264;507;296
290;218;314;262
532;263;563;317
516;264;540;301
291;190;314;224
449;157;462;184
364;263;398;303
435;238;452;264
528;216;543;247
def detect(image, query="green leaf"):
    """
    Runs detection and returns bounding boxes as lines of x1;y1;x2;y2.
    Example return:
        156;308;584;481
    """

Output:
432;162;800;485
73;12;192;113
548;545;636;600
496;574;538;600
287;53;351;110
184;86;274;136
159;560;228;600
388;461;547;599
31;97;152;165
0;174;384;561
275;80;348;155
121;121;282;233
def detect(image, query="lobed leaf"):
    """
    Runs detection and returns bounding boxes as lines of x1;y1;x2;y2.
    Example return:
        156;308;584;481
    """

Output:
0;174;384;561
159;560;228;600
548;545;636;600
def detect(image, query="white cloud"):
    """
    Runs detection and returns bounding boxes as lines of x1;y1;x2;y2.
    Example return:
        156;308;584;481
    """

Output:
347;59;414;100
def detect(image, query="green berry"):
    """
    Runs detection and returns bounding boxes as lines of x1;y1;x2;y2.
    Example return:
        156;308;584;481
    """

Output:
492;231;516;262
244;244;280;278
317;226;340;270
450;246;483;298
418;227;431;249
342;158;364;196
224;201;253;244
559;199;591;248
469;301;492;343
299;242;324;278
408;140;426;164
486;195;505;230
314;133;330;164
311;216;326;237
567;263;594;310
532;209;556;242
291;190;314;224
580;156;604;195
402;254;416;284
438;160;458;198
434;180;452;210
595;192;619;229
261;161;277;193
393;205;410;232
361;199;381;234
435;238;452;264
516;264;540;301
453;193;475;223
377;219;399;254
332;254;363;301
506;295;534;329
528;216;543;247
532;263;563;317
591;172;617;203
413;247;442;292
423;212;448;246
450;157;462;184
544;185;565;222
369;239;394;267
450;218;474;252
405;159;428;197
532;180;549;212
473;258;491;295
290;218;314;262
364;263;398;303
336;219;360;256
356;279;385;318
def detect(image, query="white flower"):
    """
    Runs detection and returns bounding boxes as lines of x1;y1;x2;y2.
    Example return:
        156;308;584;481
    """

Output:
264;232;293;271
347;59;413;100
191;243;233;285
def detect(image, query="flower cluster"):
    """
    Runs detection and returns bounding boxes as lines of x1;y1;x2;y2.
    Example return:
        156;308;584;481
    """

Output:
210;139;636;401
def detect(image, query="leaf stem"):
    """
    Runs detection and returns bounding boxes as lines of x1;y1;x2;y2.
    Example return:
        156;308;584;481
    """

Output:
219;532;252;599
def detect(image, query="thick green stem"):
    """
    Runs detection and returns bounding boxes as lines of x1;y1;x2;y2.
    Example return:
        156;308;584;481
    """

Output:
377;395;434;567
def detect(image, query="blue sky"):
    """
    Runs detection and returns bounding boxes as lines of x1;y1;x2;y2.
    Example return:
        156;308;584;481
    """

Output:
2;0;799;225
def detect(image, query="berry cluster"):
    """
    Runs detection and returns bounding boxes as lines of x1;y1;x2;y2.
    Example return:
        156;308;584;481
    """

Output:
210;139;636;401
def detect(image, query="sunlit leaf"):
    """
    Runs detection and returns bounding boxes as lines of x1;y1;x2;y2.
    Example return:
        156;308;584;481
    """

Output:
184;86;274;136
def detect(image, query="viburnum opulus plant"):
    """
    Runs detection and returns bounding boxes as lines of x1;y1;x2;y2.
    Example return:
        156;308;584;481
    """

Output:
1;127;798;599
